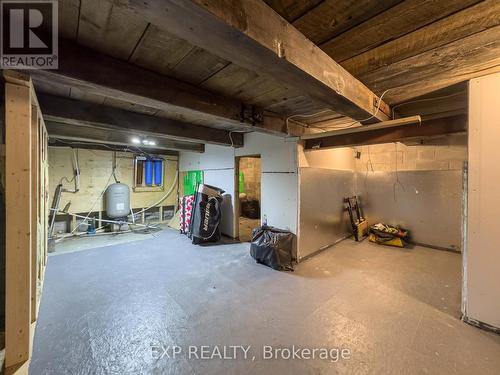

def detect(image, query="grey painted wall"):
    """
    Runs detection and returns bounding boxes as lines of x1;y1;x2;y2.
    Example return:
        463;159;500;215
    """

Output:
298;168;354;259
356;170;463;251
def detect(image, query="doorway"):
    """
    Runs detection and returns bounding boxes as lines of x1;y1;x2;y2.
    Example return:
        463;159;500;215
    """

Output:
235;156;261;242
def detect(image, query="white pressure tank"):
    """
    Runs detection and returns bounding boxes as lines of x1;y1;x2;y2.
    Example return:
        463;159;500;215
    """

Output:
105;183;130;218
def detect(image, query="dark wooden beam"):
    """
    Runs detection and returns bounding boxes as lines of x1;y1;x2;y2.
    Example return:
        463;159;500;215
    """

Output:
120;0;391;122
304;115;467;150
48;139;179;156
45;120;205;153
27;40;287;135
38;94;243;147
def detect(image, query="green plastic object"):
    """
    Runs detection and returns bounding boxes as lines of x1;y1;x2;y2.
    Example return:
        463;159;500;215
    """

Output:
239;172;245;193
184;170;203;196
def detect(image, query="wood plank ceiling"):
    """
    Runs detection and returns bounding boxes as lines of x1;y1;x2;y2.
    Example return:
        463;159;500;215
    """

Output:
39;0;500;135
50;0;327;126
266;0;499;113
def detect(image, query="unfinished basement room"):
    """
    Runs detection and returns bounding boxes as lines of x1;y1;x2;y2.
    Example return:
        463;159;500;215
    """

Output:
1;0;500;374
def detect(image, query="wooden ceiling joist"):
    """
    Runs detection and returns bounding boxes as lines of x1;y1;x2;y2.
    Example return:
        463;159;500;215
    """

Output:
38;94;244;147
121;0;391;122
304;115;467;150
27;40;287;135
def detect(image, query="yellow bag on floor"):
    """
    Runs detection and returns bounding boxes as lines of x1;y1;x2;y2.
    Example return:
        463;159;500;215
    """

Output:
368;223;408;248
368;233;405;248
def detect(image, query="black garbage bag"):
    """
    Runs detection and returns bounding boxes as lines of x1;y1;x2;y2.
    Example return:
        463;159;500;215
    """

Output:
250;226;295;271
190;184;224;244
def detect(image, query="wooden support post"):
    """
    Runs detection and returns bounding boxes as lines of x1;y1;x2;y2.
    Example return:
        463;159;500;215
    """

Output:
5;81;32;367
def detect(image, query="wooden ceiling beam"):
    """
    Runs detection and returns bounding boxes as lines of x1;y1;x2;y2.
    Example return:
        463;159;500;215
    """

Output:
121;0;391;122
48;139;179;156
304;115;467;150
38;93;243;147
45;121;205;153
27;40;288;135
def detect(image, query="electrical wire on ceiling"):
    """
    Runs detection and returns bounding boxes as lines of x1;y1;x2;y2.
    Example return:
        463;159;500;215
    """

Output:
286;89;390;134
391;91;464;119
285;109;335;133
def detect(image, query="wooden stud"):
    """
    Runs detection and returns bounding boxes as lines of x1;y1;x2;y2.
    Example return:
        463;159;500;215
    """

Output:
5;81;32;367
30;105;39;324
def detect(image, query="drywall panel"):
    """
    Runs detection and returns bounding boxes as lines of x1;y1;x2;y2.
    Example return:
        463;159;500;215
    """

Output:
261;173;298;233
203;168;235;237
465;73;500;328
179;144;233;171
180;134;299;238
299;168;354;259
180;145;236;237
356;170;463;251
235;133;297;173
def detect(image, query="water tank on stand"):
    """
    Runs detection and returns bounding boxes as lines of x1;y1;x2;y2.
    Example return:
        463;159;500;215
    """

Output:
106;183;130;219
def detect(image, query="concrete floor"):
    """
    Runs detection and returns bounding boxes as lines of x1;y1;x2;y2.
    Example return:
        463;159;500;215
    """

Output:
53;226;167;254
30;229;500;374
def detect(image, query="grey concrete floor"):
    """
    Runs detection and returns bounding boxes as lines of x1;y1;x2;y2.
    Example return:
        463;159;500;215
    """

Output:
53;225;167;254
30;229;500;374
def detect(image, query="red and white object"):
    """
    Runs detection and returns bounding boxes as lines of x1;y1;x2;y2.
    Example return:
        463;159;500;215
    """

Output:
179;195;195;234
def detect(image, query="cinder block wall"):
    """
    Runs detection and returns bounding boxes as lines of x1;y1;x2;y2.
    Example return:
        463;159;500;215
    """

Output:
354;134;467;172
239;157;261;200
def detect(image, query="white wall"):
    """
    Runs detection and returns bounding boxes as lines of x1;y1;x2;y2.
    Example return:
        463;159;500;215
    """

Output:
465;73;500;329
179;133;298;238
